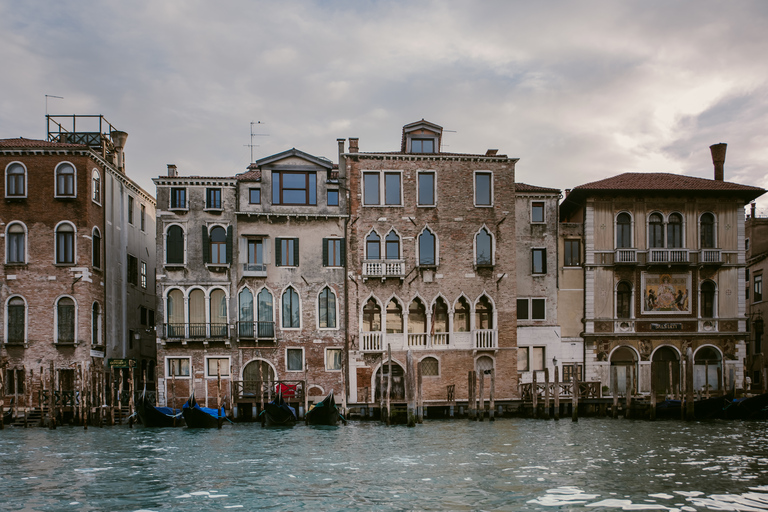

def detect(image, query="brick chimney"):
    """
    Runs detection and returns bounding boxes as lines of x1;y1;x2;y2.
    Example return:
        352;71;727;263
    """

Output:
485;149;498;156
710;143;727;181
349;138;359;153
337;138;346;180
167;164;177;177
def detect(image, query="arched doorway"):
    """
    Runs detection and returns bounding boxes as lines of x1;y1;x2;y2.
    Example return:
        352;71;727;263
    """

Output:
242;359;276;398
610;346;637;395
652;346;680;396
375;362;405;401
694;347;722;392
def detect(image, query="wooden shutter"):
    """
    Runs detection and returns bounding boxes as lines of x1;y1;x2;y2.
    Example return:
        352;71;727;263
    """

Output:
322;238;328;267
202;226;209;264
226;226;233;264
275;238;282;267
340;238;346;266
293;238;299;266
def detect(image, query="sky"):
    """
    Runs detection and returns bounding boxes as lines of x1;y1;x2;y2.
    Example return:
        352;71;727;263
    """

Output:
2;1;768;212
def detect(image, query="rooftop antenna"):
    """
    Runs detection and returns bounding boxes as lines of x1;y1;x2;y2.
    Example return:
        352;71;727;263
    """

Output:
442;128;456;149
45;94;64;136
245;121;269;163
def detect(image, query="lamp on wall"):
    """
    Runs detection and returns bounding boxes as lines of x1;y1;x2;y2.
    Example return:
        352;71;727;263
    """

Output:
552;356;558;366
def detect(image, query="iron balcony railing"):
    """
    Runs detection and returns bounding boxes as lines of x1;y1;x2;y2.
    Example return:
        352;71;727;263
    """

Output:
648;249;689;264
243;262;267;276
236;321;275;340
163;323;230;339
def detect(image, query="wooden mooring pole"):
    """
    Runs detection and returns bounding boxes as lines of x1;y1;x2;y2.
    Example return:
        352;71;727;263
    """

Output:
553;366;560;421
532;370;538;419
612;366;619;419
489;369;496;421
49;362;56;429
217;367;223;429
624;366;632;419
543;369;551;420
0;367;5;430
379;351;384;422
649;362;657;421
406;351;416;428
571;368;579;422
467;371;475;420
386;344;392;426
417;361;423;424
685;348;695;421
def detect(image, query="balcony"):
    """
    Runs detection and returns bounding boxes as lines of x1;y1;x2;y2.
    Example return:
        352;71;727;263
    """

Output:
614;248;638;264
648;249;689;265
362;259;405;280
163;323;230;340
359;331;483;352
360;331;383;352
698;249;723;265
243;262;268;277
236;321;275;340
474;329;497;349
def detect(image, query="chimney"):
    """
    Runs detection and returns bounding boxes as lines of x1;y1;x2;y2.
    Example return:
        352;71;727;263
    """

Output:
337;138;346;180
167;164;177;177
485;149;498;157
111;131;128;173
751;202;756;219
710;143;727;181
565;189;571;197
349;138;359;154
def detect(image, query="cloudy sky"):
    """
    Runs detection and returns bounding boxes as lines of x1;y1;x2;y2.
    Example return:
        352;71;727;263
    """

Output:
2;1;768;210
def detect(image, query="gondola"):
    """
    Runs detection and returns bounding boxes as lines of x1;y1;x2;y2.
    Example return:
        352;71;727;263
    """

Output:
2;408;12;425
261;393;297;427
655;393;732;420
723;392;768;420
306;390;343;426
136;389;184;427
182;393;226;428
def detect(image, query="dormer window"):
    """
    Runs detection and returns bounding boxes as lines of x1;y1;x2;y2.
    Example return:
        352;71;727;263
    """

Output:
411;138;435;153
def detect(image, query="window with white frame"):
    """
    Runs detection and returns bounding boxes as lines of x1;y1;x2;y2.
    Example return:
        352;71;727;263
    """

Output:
55;163;76;197
92;228;101;268
756;274;763;302
517;298;546;320
418;228;437;266
7;296;25;344
418;172;435;206
55;223;75;264
92;170;100;203
318;286;337;329
475;227;493;266
282;287;300;328
327;189;339;206
7;222;26;264
170;188;186;209
207;357;230;377
323;238;344;267
276;238;299;267
128;196;134;225
616;212;632;248
474;172;492;206
6;162;26;197
362;171;402;206
272;171;317;205
385;231;400;260
531;201;545;223
411;138;435;153
325;348;342;371
206;188;222;209
531;248;547;274
166;225;185;264
366;231;381;259
91;302;102;346
564;239;580;266
286;348;304;371
140;261;147;289
518;347;529;372
168;357;190;377
56;297;75;343
531;346;546;371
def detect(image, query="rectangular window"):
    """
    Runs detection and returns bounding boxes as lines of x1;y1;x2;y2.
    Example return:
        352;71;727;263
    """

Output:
149;309;155;326
517;298;546;320
140;306;148;326
531;201;545;223
384;172;401;205
327;189;339;206
207;358;230;377
248;239;264;267
326;348;342;371
756;275;763;302
8;231;24;263
170;188;186;209
323;238;343;267
5;369;25;395
475;172;492;206
168;358;190;377
532;346;545;371
518;347;529;372
249;188;261;204
564;240;580;266
206;188;222;209
140;204;146;231
418;172;435;206
276;238;299;266
128;196;134;224
56;231;74;264
127;254;138;286
563;364;583;383
286;348;303;371
272;171;316;205
411;138;435;153
532;248;547;274
363;172;380;205
140;261;147;289
517;298;529;320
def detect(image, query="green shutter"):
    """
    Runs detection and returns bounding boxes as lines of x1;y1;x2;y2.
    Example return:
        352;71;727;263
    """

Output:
340;238;346;266
322;238;328;267
294;238;299;266
226;226;233;264
275;238;282;267
202;226;209;264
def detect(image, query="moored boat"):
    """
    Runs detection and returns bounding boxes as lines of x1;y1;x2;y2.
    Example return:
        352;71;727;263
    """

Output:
655;393;732;420
136;390;183;427
723;392;768;420
306;390;343;426
261;394;297;427
182;393;226;428
2;408;12;425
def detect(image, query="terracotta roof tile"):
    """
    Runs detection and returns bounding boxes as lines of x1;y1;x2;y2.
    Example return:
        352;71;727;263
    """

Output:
353;151;511;158
516;182;560;193
0;137;88;149
574;172;763;193
236;169;262;181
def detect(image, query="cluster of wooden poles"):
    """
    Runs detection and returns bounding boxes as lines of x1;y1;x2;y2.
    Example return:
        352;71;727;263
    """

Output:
528;366;581;421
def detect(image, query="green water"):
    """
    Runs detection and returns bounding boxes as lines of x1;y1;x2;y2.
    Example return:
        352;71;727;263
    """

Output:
1;418;767;511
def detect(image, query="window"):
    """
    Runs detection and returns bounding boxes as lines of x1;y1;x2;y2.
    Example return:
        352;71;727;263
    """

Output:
433;298;449;333
323;238;344;267
408;299;427;334
385;231;400;260
518;347;529;372
418;172;435;206
421;357;439;376
55;163;76;197
128;328;134;350
701;281;716;318
276;238;299;266
563;364;583;383
476;296;493;329
166;225;184;264
454;297;470;332
166;289;185;337
517;298;546;320
564;239;580;266
318;287;337;328
7;297;25;344
209;289;227;337
531;201;545;223
517;298;529;320
6;162;26;197
56;297;75;343
386;299;403;333
207;358;230;377
475;172;492;206
7;223;25;264
282;287;300;328
206;188;222;209
756;275;763;302
327;189;339;206
5;368;25;395
168;358;190;377
617;282;632;319
55;223;75;264
92;302;102;346
476;228;492;266
272;171;317;205
140;306;148;326
91;169;100;203
363;298;381;332
366;232;380;260
667;213;683;248
384;173;401;205
128;196;134;224
532;347;545;371
188;290;205;337
249;188;261;204
616;212;632;248
363;172;380;205
649;213;664;248
140;204;146;231
531;248;547;274
170;188;186;209
140;261;147;289
127;254;138;286
418;228;436;266
247;239;265;269
700;213;715;249
326;348;342;371
258;289;274;338
286;348;304;371
238;288;253;337
209;226;227;264
92;228;101;268
411;138;434;153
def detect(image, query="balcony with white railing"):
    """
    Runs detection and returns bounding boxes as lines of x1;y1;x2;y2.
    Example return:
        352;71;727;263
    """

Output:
648;249;689;265
614;248;638;264
243;262;268;277
361;332;454;352
432;332;449;347
408;333;428;347
362;259;405;279
698;249;723;265
474;329;497;349
360;331;383;352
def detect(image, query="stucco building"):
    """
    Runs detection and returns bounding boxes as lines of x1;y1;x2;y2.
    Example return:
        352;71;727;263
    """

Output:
745;203;768;391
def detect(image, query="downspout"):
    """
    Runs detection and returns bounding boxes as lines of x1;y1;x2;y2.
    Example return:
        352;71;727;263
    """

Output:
338;139;350;405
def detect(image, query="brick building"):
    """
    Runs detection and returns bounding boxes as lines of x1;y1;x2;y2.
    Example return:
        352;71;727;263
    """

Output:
745;203;768;391
344;120;519;407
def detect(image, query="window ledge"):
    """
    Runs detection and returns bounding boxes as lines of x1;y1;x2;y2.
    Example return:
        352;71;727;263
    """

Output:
4;340;28;348
5;262;28;267
474;264;494;270
204;207;224;213
55;341;78;347
54;263;76;267
165;263;186;269
5;196;27;201
206;263;230;272
418;264;438;269
168;207;188;213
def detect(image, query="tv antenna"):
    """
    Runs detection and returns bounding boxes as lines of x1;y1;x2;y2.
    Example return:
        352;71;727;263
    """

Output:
245;121;269;162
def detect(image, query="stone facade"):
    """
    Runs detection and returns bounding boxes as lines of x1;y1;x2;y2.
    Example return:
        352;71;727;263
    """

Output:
745;204;768;391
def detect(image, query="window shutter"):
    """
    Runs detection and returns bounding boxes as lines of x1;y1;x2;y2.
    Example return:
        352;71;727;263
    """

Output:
294;238;300;266
275;238;282;267
322;238;328;266
226;226;233;264
202;226;209;264
264;239;271;265
341;238;346;266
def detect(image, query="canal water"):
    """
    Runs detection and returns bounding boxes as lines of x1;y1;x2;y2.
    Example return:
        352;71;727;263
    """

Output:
1;418;767;511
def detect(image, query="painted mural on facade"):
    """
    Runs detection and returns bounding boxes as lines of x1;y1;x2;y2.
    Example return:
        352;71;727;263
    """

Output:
642;273;690;314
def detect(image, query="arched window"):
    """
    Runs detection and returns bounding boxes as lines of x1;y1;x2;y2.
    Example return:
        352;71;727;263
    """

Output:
385;231;400;260
282;287;300;329
386;299;403;333
6;163;26;197
56;223;75;264
56;163;76;196
418;228;436;266
366;232;380;260
649;213;664;248
408;298;427;334
188;289;205;337
318;287;337;329
92;227;101;268
476;227;493;265
454;297;470;332
258;288;274;338
238;288;254;337
617;281;632;319
92;302;102;346
7;297;25;344
616;212;632;248
433;297;449;334
210;226;227;264
667;213;683;248
56;297;75;343
363;298;381;332
166;225;184;264
420;356;439;376
92;169;101;203
700;213;715;249
166;289;185;337
476;296;493;329
210;289;227;337
701;281;716;318
7;222;26;264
